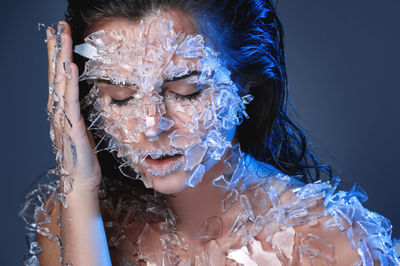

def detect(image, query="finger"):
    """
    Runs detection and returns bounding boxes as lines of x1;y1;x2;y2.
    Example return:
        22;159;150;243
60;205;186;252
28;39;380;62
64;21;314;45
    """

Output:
46;26;57;114
46;27;57;85
64;62;81;126
54;22;73;100
51;22;74;125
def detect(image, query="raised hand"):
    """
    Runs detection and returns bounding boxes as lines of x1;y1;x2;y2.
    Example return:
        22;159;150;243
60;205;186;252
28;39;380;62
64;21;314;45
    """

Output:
46;21;101;192
45;21;111;265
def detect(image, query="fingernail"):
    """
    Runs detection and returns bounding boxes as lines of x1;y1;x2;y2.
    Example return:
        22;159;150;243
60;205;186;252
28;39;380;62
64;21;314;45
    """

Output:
58;21;65;33
64;61;72;79
47;27;55;36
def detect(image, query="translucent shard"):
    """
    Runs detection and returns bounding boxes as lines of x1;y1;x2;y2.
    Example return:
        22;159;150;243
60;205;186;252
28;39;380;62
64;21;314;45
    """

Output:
323;212;345;231
162;249;180;265
176;35;205;59
241;94;254;104
249;216;265;238
157;116;174;131
222;189;239;212
348;183;368;203
186;252;211;266
230;212;248;237
358;238;374;265
201;107;214;129
288;208;309;220
169;130;199;149
213;175;229;189
394;239;400;256
299;234;334;263
140;175;154;188
292;180;331;200
184;142;208;171
193;216;223;240
240;194;255;221
29;242;42;255
172;231;189;251
74;43;98;59
256;163;276;178
229;155;246;188
24;255;39;266
186;164;205;188
60;133;76;175
205;130;231;161
157;103;166;116
62;176;74;193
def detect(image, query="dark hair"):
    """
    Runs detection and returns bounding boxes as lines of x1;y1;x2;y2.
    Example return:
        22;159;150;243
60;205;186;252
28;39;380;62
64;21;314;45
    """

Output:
66;0;332;184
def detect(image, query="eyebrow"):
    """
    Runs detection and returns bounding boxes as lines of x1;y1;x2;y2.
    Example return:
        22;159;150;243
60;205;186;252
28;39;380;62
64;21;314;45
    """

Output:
96;70;202;87
165;71;201;82
96;79;135;87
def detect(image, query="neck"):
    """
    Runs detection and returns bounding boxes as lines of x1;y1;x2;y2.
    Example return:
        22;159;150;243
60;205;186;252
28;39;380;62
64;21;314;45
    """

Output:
167;158;229;237
166;149;245;250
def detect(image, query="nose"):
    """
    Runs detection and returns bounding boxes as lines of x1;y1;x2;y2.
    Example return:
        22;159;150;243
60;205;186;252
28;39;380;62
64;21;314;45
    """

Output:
144;115;161;141
142;106;174;141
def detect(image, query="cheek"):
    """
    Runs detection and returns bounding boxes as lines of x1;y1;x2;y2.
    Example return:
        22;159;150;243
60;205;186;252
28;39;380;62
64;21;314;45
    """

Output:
165;97;209;135
100;99;142;144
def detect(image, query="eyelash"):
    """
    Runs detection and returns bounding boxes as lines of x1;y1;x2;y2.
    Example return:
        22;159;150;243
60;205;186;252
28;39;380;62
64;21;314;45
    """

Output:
169;90;202;102
110;90;202;106
110;96;133;106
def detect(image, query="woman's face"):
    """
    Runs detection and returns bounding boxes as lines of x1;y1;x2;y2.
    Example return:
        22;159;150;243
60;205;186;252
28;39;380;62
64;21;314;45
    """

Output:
77;11;248;194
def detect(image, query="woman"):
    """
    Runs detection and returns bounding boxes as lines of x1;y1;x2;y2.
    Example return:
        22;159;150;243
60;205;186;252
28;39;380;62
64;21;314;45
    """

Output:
20;0;399;265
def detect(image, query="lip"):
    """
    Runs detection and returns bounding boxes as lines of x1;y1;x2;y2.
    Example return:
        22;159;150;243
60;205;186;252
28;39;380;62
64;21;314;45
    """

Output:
144;154;184;176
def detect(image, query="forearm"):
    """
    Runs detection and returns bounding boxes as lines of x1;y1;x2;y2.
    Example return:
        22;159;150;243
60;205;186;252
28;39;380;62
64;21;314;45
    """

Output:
61;186;111;266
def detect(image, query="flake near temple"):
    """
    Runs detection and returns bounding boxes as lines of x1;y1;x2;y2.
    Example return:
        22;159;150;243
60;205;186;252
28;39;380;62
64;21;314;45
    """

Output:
74;43;98;59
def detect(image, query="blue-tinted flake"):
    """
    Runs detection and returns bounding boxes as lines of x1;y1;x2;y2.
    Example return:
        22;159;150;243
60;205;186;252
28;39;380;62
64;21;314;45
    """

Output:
186;164;205;188
347;183;368;203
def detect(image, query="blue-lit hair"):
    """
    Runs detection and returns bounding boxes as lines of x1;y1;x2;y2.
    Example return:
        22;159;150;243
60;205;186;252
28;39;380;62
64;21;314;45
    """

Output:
66;0;332;184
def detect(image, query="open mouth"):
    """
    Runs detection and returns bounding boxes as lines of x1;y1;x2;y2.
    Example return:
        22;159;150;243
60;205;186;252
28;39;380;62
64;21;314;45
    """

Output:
143;150;184;176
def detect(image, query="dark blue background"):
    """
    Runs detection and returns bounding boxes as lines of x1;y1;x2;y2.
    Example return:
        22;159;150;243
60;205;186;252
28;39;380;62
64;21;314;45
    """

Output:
1;0;399;264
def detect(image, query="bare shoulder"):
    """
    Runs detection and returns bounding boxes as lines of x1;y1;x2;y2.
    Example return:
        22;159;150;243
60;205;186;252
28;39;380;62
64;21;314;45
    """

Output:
279;179;399;265
292;214;359;265
245;167;400;265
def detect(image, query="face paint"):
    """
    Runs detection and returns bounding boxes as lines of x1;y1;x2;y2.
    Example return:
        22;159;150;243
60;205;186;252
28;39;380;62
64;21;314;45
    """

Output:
76;15;251;193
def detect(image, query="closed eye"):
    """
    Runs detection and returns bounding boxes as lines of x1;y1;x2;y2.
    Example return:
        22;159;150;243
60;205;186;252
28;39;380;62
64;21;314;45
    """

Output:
165;71;202;82
110;96;134;105
95;79;136;106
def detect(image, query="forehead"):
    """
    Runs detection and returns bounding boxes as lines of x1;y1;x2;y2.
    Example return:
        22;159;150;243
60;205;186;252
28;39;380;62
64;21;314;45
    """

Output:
89;10;198;38
81;11;205;85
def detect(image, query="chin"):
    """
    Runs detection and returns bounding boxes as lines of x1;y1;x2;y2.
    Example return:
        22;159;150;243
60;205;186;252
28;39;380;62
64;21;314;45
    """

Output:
145;170;189;195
